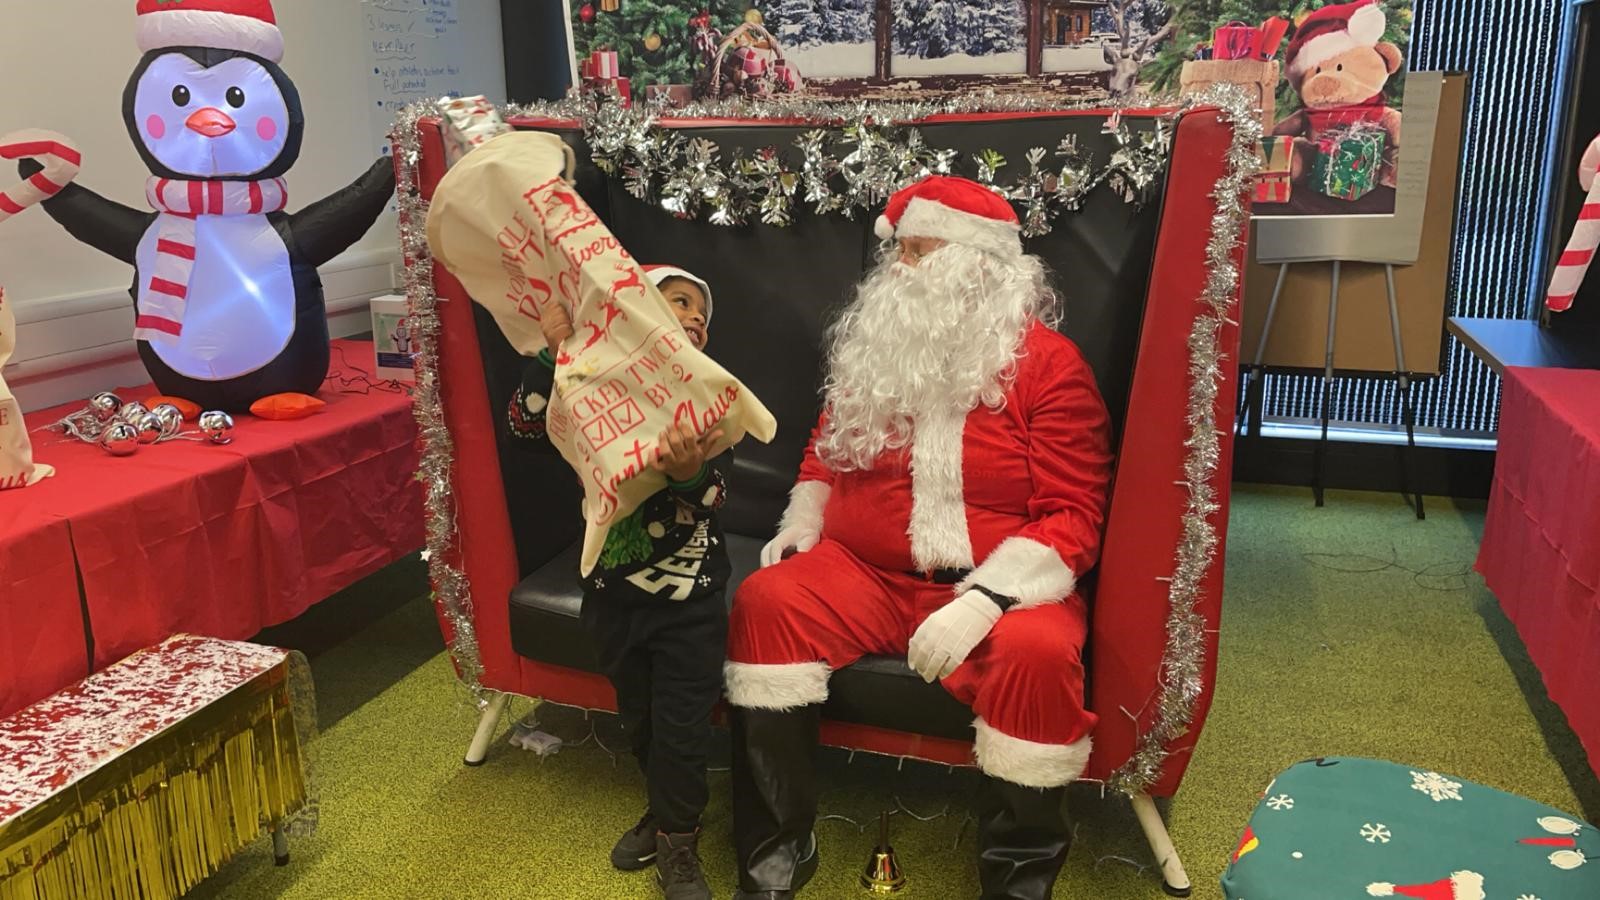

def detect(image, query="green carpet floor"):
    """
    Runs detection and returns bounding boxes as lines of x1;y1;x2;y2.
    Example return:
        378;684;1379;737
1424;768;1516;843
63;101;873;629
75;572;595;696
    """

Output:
187;485;1598;899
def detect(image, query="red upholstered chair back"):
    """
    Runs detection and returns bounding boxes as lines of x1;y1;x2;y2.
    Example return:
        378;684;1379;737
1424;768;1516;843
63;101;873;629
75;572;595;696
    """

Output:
408;106;1245;798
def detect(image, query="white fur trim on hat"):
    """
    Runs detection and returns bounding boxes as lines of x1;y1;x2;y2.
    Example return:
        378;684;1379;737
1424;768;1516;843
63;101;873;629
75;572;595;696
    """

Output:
956;536;1078;609
778;480;831;535
646;265;714;322
889;197;1022;257
1290;4;1385;76
724;661;830;710
972;718;1091;788
137;10;285;62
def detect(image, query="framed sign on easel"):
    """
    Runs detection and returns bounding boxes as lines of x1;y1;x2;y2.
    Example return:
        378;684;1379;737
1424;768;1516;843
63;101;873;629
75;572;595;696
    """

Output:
1236;72;1468;517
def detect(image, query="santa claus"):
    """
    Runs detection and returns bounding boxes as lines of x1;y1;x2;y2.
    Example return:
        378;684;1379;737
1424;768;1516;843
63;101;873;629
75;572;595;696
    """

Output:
725;176;1113;899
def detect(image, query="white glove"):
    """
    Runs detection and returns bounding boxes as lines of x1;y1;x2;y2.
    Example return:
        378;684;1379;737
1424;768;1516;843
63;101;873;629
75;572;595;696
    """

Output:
760;526;820;568
907;590;1003;682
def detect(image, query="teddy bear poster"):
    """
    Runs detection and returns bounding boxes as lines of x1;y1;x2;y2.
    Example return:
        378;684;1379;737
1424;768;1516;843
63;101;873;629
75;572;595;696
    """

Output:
1151;0;1413;217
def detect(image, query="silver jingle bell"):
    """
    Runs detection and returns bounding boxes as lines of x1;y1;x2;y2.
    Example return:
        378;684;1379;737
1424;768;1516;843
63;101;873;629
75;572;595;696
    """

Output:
118;401;150;425
135;413;166;445
100;422;140;457
151;404;185;437
198;411;235;445
89;391;124;422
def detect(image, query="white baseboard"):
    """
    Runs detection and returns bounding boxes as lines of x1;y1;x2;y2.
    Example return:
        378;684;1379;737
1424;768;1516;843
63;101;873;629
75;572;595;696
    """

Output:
5;247;401;412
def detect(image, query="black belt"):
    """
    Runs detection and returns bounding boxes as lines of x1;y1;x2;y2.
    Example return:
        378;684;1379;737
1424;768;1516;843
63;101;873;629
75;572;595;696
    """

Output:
909;568;970;585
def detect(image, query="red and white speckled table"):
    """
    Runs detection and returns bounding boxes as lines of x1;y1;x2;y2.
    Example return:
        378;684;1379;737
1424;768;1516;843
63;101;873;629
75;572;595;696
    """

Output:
0;634;312;900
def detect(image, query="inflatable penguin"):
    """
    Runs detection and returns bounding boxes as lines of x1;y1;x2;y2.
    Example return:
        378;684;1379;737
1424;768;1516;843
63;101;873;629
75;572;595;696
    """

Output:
20;0;395;413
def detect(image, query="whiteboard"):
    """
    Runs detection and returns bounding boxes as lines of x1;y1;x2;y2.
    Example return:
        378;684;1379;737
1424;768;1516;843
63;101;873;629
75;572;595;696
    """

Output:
362;0;507;161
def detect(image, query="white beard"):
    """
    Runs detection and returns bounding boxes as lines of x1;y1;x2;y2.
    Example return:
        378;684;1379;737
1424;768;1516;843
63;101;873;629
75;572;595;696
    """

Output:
816;243;1056;472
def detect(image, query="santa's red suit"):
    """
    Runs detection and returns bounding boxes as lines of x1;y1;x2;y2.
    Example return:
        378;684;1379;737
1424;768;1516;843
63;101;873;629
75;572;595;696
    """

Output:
726;317;1112;788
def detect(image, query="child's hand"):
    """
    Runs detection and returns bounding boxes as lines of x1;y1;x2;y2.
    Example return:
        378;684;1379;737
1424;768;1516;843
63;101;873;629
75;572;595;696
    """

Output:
540;303;574;357
653;423;724;483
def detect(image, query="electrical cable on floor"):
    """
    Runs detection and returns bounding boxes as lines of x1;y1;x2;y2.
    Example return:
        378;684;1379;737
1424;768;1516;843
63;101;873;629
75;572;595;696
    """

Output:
1301;544;1472;592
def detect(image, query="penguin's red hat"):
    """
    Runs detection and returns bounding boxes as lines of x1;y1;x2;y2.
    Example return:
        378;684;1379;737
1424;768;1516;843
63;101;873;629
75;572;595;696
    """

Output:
136;0;285;64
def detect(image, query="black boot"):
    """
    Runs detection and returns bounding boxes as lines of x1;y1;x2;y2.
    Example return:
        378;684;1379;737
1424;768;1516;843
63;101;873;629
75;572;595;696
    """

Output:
731;705;822;899
974;776;1072;900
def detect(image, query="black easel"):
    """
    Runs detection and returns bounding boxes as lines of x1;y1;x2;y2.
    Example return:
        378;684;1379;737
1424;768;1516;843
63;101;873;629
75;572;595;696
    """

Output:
1236;259;1426;519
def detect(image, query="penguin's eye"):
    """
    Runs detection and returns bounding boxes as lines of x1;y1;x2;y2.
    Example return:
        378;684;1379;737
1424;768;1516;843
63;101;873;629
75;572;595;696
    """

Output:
172;85;191;106
226;87;246;109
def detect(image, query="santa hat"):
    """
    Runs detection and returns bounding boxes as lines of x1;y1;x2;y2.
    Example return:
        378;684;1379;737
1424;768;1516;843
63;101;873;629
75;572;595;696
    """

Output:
136;0;285;64
874;176;1022;258
1284;0;1386;78
644;264;713;322
1366;871;1485;900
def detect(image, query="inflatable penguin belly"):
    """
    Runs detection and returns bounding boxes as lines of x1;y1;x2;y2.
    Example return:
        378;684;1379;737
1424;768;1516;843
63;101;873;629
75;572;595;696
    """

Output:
136;212;294;380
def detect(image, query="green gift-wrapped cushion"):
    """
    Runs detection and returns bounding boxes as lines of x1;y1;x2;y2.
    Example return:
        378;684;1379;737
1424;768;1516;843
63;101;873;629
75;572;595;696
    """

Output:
1221;757;1599;899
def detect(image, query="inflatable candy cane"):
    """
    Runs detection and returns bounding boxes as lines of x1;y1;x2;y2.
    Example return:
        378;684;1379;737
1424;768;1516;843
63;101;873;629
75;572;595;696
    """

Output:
0;130;79;490
0;129;81;222
1547;133;1600;312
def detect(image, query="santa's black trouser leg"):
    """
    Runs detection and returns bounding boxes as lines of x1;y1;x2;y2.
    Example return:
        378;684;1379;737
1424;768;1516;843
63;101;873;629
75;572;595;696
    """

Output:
732;705;821;898
974;775;1072;900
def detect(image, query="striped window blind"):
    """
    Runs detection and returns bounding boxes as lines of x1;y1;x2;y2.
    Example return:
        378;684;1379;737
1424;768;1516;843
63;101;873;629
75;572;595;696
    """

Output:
1257;0;1573;437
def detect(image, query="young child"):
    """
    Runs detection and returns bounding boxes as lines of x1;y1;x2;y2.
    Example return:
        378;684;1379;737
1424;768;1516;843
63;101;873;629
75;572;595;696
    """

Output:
507;264;727;900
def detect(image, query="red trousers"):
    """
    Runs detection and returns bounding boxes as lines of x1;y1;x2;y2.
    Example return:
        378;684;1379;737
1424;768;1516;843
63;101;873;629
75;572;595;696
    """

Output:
726;540;1095;786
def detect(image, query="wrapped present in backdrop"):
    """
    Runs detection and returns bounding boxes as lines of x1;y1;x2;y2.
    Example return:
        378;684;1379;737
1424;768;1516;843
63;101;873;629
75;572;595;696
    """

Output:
1254;17;1289;61
424;131;776;575
1213;21;1258;60
589;49;621;79
1311;125;1386;202
1254;136;1293;205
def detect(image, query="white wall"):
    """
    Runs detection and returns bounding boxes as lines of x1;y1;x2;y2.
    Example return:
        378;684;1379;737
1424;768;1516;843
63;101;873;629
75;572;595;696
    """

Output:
0;0;504;411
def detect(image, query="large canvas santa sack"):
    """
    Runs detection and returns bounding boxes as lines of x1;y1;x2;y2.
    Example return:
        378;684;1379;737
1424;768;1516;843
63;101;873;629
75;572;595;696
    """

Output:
426;131;777;575
0;288;54;490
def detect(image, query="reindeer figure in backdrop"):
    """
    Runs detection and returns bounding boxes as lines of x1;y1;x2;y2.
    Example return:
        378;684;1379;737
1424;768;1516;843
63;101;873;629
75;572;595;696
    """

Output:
1102;0;1183;101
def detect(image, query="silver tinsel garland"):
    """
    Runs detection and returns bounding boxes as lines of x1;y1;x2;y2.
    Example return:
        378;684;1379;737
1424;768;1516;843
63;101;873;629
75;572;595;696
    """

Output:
489;93;1174;235
392;86;1260;795
390;110;485;696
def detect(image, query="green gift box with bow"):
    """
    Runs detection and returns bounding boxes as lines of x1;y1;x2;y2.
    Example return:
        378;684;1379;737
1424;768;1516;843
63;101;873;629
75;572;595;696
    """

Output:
1311;126;1385;201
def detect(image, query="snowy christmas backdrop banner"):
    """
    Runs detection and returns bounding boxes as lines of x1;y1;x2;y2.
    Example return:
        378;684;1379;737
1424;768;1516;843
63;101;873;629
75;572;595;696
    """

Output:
566;0;1413;218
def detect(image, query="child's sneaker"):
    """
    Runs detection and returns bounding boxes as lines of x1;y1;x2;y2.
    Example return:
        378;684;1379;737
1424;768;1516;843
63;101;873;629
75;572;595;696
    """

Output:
655;831;711;900
611;811;658;870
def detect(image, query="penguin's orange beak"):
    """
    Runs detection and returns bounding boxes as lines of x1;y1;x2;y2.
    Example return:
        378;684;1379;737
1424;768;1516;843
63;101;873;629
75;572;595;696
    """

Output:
185;108;237;138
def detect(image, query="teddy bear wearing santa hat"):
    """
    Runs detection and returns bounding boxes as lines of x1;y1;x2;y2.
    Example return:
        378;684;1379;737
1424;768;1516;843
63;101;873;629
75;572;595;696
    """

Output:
1272;0;1405;191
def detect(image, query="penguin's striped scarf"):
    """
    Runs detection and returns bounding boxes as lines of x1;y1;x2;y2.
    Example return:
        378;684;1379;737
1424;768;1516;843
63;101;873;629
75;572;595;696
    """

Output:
138;176;288;343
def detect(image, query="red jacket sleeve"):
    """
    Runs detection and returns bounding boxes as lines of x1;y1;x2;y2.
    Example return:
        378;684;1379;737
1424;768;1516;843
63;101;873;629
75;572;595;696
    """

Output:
780;412;835;533
959;329;1113;608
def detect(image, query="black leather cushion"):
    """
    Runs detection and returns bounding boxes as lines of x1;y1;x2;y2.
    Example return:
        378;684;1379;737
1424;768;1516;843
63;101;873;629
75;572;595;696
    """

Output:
494;115;1167;741
510;535;975;740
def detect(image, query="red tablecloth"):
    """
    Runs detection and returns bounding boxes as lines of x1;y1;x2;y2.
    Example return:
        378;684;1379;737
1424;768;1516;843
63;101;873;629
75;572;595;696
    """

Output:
0;341;423;716
1477;366;1600;776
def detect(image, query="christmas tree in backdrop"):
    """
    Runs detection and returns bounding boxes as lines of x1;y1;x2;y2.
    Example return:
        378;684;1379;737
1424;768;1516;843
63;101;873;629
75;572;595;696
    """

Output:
954;0;1026;56
576;0;750;87
893;0;1025;58
1142;0;1412;113
762;0;874;47
818;0;873;45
